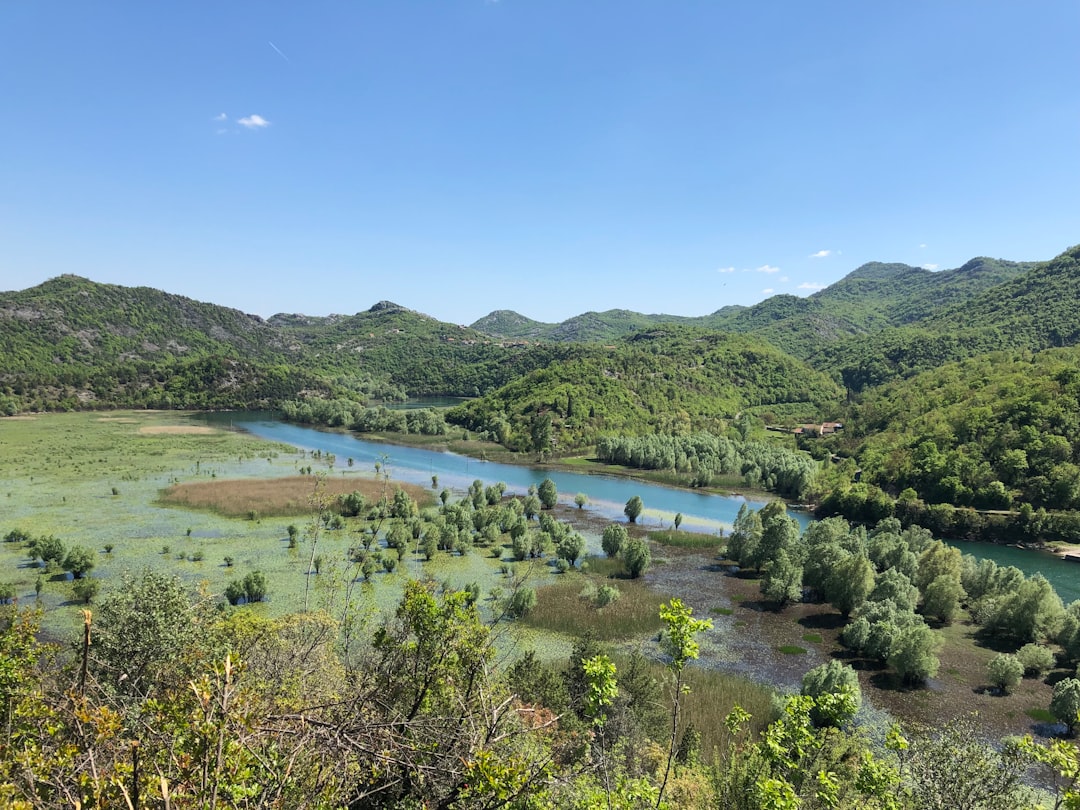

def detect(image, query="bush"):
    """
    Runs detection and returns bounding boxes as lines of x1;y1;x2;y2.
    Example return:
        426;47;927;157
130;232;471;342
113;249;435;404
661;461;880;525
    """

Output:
1017;643;1056;676
554;558;571;574
72;578;100;604
602;524;627;558
63;545;95;579
507;587;537;618
594;584;621;608
987;654;1024;694
623;537;651;579
801;660;861;727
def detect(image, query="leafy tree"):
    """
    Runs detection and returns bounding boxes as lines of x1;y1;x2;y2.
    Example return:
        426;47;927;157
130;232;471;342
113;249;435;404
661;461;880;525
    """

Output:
868;568;919;613
887;623;941;684
624;495;644;524
656;599;712;807
828;554;876;617
987;654;1024;694
507;586;537;618
1016;642;1055;676
1052;678;1080;736
538;478;558;510
801;660;861;727
555;532;585;566
602;523;627;558
72;577;99;604
761;550;803;608
29;535;65;569
673;512;683;531
622;537;651;579
62;545;95;579
92;570;214;700
921;574;964;624
574;492;588;509
726;503;763;569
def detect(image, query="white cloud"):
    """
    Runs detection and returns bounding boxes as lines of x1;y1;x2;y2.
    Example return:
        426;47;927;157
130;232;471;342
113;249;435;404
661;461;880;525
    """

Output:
762;288;774;295
919;243;928;249
214;112;228;121
215;128;229;135
238;114;271;129
922;263;939;271
798;282;826;291
716;266;736;274
755;264;781;274
810;249;831;259
780;276;789;283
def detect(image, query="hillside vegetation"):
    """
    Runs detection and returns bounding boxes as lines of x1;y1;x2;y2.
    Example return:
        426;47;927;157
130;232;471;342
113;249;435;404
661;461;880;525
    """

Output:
447;326;843;453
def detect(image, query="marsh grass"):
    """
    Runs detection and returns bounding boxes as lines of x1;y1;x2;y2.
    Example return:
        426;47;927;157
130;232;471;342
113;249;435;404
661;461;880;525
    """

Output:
159;476;430;518
523;574;668;641
648;529;724;550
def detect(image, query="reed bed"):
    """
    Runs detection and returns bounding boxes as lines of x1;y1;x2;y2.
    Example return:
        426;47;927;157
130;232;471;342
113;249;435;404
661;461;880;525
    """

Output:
159;476;430;518
522;574;668;641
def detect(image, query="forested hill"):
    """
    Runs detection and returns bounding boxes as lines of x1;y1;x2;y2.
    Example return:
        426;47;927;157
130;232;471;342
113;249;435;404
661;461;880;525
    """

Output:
0;274;286;370
816;245;1080;391
267;300;577;397
470;256;1032;359
446;326;844;453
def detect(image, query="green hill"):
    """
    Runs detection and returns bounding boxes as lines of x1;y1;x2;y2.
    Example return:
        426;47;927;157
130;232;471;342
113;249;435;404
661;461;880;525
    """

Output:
817;246;1079;390
447;326;844;452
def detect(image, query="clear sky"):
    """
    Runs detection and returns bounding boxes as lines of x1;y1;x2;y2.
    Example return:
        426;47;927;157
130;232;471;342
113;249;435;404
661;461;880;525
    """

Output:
2;2;1078;325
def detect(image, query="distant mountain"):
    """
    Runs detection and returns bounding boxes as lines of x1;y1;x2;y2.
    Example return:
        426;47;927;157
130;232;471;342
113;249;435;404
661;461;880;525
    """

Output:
471;308;692;343
470;257;1034;358
817;245;1080;390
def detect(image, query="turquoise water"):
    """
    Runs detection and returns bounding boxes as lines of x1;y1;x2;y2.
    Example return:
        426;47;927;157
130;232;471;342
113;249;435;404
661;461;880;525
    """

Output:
203;413;1080;601
201;412;803;536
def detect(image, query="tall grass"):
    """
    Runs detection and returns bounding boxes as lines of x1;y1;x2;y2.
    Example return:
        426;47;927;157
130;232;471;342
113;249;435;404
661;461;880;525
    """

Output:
159;476;430;518
648;529;724;550
523;574;668;641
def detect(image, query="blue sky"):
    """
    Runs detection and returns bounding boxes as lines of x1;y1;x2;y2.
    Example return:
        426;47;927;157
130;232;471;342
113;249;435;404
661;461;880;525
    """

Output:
2;2;1078;325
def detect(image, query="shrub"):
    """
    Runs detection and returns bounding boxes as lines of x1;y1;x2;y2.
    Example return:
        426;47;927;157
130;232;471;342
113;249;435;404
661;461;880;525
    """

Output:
507;587;537;618
801;660;861;726
1017;643;1056;676
595;584;621;608
63;545;95;579
554;558;571;574
987;654;1024;694
72;578;100;604
602;524;627;558
623;537;651;579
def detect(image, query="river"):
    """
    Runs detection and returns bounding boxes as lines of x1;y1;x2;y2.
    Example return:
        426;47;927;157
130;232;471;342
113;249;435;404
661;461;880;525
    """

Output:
202;412;1080;603
201;411;795;536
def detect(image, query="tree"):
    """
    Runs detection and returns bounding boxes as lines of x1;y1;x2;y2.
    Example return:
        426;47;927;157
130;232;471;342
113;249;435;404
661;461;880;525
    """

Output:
624;495;644;524
801;660;861;727
887;623;941;684
92;570;212;700
673;512;683;531
622;537;651;579
726;504;763;569
987;654;1024;694
1016;643;1055;676
761;550;803;608
574;492;588;510
921;574;964;623
62;545;95;579
538;478;557;510
828;554;876;617
71;578;99;604
507;586;537;618
656;599;712;808
1051;678;1080;736
556;532;585;566
601;524;627;558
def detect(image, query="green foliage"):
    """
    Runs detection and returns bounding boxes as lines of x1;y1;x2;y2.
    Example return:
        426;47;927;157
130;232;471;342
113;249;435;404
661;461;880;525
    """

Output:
622;536;651;579
986;653;1024;694
623;495;644;524
1016;642;1055;676
61;544;95;578
800;660;861;727
601;523;627;558
1051;677;1080;735
887;623;942;684
538;478;558;509
506;586;537;618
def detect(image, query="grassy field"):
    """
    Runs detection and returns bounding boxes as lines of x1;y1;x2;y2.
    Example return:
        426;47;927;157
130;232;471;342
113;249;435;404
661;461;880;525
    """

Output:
0;412;481;636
